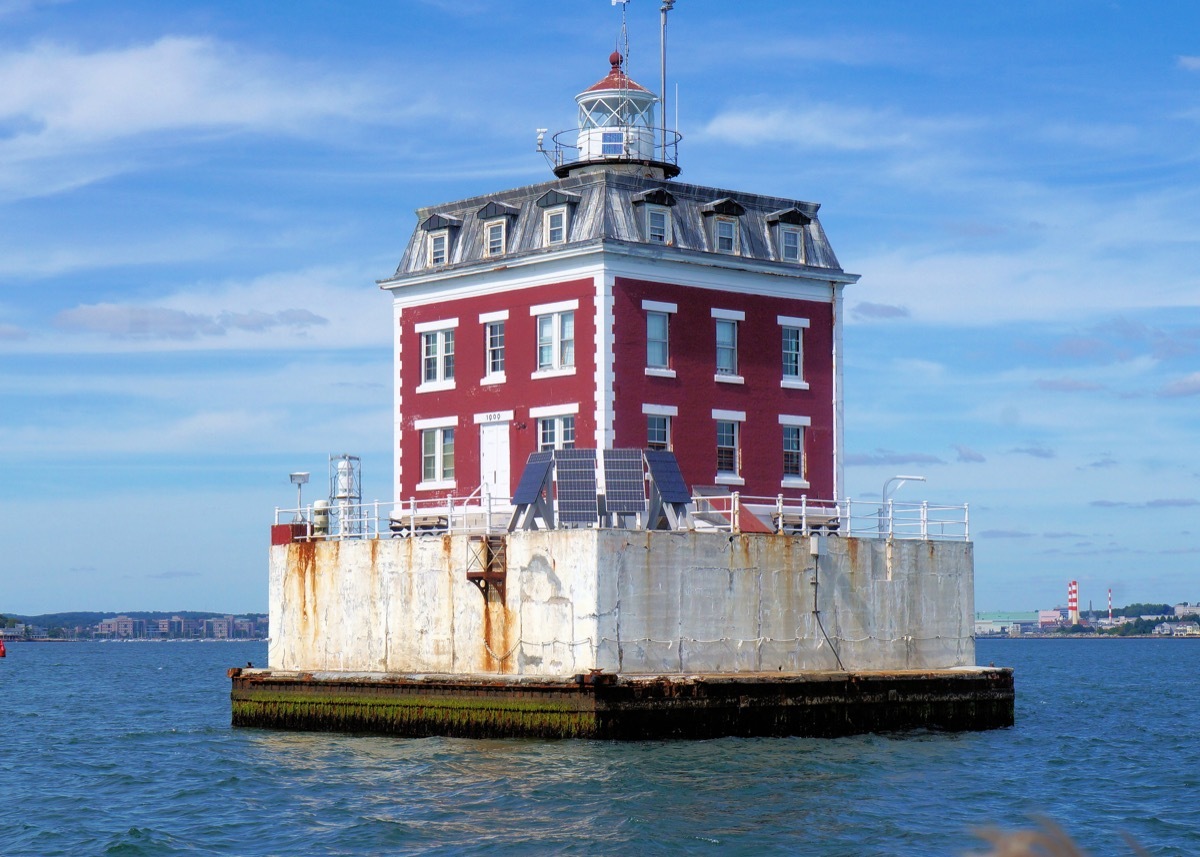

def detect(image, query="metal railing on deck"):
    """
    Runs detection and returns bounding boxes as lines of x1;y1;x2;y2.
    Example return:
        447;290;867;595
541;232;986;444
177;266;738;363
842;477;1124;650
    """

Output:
274;492;513;541
696;493;970;541
274;492;969;542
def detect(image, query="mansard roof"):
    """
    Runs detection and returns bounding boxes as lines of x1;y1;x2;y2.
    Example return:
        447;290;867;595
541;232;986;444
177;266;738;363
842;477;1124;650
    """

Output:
384;171;848;283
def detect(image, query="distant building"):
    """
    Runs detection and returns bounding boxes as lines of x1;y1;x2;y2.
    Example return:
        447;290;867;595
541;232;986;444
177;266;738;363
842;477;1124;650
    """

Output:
97;616;146;639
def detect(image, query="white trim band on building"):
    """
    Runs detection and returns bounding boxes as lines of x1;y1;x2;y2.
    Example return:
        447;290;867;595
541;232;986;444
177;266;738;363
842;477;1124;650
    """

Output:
777;315;810;328
712;409;746;421
778;414;812;427
478;309;509;323
641;403;679;416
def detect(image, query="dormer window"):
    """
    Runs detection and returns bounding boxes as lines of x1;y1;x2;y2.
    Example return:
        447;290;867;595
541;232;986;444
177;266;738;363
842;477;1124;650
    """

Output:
767;208;812;264
536;189;580;247
632;188;676;246
420;213;462;268
477;201;518;259
715;217;738;254
647;206;671;244
701;197;746;257
545;206;567;245
485;220;506;257
780;227;802;262
428;230;448;266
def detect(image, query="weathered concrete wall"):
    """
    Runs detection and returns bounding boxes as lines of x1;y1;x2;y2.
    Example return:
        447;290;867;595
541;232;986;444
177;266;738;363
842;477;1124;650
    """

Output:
268;531;974;675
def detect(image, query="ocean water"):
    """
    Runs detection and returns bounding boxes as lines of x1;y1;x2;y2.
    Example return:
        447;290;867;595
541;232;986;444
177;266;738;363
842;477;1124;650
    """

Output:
1;639;1198;856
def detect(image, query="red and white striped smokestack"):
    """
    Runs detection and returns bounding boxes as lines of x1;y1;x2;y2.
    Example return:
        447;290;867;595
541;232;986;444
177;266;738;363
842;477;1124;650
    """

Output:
1108;588;1112;622
1068;580;1080;624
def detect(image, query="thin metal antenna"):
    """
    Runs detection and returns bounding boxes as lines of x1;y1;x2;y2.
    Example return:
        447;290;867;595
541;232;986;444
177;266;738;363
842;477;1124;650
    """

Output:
660;1;675;161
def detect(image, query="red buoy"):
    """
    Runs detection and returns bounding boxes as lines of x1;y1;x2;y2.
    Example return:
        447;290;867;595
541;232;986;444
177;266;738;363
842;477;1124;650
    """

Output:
0;639;6;657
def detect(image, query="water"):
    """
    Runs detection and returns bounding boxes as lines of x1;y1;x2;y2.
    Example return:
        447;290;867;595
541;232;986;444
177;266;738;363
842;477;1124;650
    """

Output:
2;639;1198;855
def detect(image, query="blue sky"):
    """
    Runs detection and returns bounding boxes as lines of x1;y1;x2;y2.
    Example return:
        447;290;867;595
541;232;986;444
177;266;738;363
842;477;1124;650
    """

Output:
2;0;1198;615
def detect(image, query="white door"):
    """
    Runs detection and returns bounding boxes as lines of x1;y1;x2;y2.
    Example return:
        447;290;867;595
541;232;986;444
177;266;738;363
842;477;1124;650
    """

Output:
479;421;511;501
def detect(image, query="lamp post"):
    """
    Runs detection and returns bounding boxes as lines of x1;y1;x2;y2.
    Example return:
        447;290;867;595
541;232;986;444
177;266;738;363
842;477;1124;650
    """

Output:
879;474;926;535
289;472;310;522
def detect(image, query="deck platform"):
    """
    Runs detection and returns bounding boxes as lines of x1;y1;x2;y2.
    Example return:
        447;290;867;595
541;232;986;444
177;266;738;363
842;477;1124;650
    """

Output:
229;667;1014;739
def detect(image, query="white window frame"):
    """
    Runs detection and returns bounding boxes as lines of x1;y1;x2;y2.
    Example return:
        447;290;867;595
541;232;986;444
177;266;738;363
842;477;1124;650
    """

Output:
779;225;804;263
713;408;746;485
642;403;678;451
642;300;678;378
427;229;448;266
714;216;739;254
646;311;669;370
415;318;458;393
414;416;457;490
484;219;506;257
712;308;744;384
778;315;811;390
544;206;568;246
646;205;672;245
779;414;812;489
531;300;578;378
531;404;579;452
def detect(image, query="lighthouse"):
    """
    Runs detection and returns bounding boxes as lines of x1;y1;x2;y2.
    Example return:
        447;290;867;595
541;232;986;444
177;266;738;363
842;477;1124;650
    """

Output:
243;17;1007;741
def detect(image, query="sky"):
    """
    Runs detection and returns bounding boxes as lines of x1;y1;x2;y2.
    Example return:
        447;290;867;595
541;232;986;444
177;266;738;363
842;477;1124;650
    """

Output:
1;0;1198;615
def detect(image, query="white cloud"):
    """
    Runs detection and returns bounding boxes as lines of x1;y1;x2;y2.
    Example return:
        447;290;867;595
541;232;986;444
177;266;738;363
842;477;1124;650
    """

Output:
10;265;390;354
1178;56;1200;71
701;103;950;152
0;36;415;200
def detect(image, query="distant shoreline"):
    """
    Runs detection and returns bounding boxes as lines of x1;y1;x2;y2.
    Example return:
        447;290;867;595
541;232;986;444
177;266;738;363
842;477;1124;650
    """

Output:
1;638;265;644
979;635;1198;640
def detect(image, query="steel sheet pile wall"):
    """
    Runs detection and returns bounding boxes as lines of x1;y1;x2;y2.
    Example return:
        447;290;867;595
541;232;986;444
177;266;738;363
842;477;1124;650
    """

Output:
269;531;973;675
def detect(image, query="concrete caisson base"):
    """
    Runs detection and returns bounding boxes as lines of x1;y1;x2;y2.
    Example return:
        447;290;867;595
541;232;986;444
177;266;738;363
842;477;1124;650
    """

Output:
229;667;1014;739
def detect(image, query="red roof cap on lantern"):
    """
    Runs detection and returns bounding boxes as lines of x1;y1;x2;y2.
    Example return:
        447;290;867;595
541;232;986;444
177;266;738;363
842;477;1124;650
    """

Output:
583;50;651;94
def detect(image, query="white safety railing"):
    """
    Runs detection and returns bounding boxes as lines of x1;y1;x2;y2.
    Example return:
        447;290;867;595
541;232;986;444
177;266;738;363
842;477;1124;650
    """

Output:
274;492;969;542
694;493;970;542
274;491;514;541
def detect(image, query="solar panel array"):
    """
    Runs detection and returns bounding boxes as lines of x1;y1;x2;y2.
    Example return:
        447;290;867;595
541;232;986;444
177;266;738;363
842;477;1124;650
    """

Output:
644;450;691;504
554;449;598;525
511;451;553;506
603;449;646;514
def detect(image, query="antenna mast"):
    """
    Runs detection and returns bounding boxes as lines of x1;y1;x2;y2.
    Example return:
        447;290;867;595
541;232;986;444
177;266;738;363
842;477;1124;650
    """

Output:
660;1;675;162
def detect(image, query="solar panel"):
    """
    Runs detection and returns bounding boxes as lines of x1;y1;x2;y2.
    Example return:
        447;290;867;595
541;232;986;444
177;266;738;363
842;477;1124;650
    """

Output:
644;450;690;504
554;449;598;525
603;449;646;514
511;451;553;505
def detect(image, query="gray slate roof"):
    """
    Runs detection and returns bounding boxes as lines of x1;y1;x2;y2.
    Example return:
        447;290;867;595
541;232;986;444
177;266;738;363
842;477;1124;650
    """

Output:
383;170;846;283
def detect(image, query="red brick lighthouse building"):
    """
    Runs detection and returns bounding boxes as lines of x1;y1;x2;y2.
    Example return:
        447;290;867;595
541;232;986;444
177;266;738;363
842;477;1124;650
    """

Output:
379;50;858;508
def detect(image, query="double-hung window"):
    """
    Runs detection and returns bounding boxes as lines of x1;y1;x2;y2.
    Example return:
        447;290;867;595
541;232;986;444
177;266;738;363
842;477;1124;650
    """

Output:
485;220;506;257
783;426;804;478
486;321;505;375
715;217;738;254
422;427;455;482
716;320;736;375
427;230;448;266
415;416;457;489
544;206;567;245
647;206;671;244
643;404;677;451
536;310;574;372
415;318;458;392
647;311;669;369
713;409;746;484
779;415;811;487
780;226;803;262
778;316;810;389
421;329;454;384
713;307;746;382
